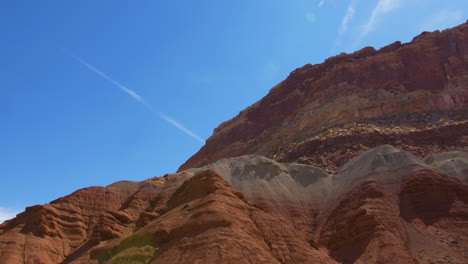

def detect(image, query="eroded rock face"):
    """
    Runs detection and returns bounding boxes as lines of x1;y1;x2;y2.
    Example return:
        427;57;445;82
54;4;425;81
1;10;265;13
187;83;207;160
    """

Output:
0;183;173;264
91;170;335;264
2;147;468;263
179;21;468;172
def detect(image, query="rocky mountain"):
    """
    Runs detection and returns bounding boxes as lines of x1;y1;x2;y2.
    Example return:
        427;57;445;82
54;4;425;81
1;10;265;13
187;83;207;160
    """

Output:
1;22;468;264
179;21;468;173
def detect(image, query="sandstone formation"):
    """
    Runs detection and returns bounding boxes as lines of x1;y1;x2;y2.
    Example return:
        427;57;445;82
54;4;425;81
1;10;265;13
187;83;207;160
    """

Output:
1;146;468;263
1;22;468;264
179;21;468;172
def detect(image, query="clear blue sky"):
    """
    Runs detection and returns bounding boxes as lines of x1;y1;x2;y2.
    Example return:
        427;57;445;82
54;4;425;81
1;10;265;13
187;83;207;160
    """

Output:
1;0;467;221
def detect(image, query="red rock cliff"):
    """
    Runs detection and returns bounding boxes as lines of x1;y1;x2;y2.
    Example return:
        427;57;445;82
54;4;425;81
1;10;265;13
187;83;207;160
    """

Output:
179;21;468;172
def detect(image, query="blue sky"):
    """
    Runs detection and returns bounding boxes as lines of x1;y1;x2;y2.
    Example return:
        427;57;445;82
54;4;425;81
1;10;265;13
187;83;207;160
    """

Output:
1;0;467;222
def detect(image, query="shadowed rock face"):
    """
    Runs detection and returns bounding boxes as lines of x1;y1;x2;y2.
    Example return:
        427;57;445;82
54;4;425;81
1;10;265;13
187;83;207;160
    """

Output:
179;21;468;172
2;23;468;264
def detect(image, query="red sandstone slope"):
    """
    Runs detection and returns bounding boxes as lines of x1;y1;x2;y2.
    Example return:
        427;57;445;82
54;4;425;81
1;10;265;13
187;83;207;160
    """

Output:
1;147;468;263
0;170;336;264
179;21;468;172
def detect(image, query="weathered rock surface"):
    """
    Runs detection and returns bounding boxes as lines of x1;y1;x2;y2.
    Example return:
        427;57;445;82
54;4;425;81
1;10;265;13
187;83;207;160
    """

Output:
424;150;468;183
1;146;468;263
179;21;468;172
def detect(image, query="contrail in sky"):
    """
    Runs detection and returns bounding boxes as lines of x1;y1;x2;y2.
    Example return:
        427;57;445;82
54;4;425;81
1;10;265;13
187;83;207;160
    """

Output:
74;55;205;144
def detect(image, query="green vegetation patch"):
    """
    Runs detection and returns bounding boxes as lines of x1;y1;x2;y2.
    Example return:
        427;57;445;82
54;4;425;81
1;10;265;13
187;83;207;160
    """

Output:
110;245;157;264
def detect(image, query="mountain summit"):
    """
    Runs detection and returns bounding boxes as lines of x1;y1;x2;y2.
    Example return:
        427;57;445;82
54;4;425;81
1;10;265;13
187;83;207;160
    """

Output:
180;21;468;173
1;22;468;264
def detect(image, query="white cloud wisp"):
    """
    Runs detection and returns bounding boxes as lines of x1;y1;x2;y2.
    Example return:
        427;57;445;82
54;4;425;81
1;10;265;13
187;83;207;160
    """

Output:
332;1;356;53
362;0;401;36
157;112;205;143
339;4;356;35
74;56;205;144
74;56;145;103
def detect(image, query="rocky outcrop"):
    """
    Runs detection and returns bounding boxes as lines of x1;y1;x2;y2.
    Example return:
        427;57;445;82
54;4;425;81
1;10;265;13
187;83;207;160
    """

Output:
91;170;335;264
275;113;468;173
0;182;174;264
2;146;468;263
424;150;468;183
179;21;468;172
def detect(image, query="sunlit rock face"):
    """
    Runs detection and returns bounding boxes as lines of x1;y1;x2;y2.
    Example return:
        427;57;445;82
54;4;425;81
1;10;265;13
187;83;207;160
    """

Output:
2;22;468;264
2;147;468;263
179;21;468;173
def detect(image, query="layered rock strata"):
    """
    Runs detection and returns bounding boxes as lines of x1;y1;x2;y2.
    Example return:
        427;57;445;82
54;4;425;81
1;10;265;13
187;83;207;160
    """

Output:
1;146;468;263
179;22;468;172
